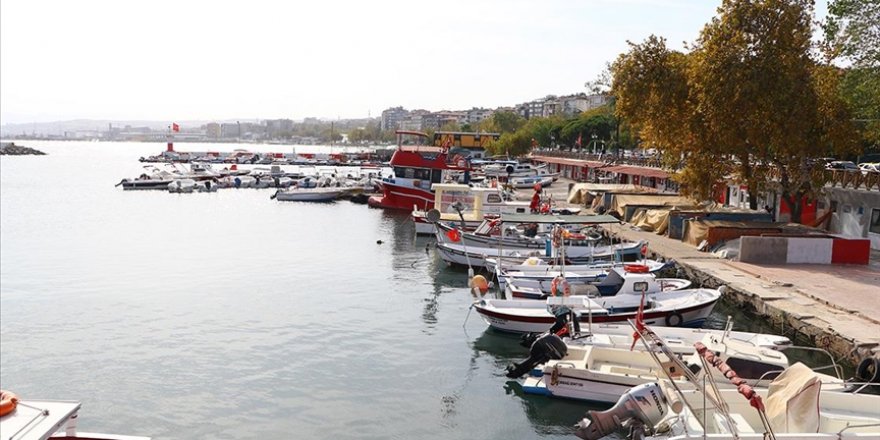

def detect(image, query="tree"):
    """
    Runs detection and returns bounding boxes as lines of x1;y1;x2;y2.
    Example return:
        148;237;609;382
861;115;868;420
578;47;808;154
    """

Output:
612;0;859;220
824;0;880;150
491;111;525;134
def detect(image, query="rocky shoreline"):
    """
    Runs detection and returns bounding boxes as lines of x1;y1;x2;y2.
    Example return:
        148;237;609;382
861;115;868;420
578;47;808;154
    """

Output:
0;142;46;155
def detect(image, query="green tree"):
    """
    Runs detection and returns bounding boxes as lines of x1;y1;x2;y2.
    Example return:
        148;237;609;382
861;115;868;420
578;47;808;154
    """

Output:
824;0;880;150
612;0;859;220
491;111;525;134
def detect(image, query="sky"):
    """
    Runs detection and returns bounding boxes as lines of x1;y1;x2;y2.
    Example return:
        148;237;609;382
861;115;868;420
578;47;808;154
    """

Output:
0;0;829;124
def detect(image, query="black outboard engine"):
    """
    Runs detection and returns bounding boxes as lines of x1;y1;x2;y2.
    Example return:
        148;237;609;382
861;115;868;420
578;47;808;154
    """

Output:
506;333;567;378
519;307;579;349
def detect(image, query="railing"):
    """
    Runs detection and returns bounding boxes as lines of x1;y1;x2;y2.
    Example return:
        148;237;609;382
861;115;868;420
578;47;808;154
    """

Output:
531;150;668;169
533;150;880;192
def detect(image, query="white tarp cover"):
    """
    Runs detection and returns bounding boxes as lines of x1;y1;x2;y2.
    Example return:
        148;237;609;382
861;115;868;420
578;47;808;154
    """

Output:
567;183;648;204
766;362;821;433
610;194;694;216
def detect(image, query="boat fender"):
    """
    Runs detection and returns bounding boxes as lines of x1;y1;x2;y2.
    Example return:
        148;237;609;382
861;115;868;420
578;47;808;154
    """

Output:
855;357;880;384
624;264;650;273
0;390;18;417
550;276;570;297
665;312;684;327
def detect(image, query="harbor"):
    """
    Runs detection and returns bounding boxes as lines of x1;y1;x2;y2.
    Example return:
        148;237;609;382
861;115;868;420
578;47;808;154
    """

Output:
2;139;879;439
3;0;880;437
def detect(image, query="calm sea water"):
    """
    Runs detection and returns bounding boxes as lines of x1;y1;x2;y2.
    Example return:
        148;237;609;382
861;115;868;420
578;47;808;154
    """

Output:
0;141;779;440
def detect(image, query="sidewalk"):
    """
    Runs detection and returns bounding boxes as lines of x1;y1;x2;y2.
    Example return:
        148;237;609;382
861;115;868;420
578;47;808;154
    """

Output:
602;220;880;364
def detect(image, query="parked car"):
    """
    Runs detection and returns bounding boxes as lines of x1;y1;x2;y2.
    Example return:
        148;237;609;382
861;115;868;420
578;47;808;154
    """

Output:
826;160;859;171
859;162;880;173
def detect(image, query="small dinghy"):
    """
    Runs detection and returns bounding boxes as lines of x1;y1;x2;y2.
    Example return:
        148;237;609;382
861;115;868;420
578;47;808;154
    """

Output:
272;187;342;202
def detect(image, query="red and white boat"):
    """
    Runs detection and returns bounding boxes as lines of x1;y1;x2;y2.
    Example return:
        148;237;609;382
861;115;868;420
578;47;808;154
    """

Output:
368;131;470;211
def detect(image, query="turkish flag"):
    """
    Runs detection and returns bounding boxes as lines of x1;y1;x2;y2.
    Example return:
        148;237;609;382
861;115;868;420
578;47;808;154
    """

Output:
172;123;180;132
640;243;648;257
446;228;461;243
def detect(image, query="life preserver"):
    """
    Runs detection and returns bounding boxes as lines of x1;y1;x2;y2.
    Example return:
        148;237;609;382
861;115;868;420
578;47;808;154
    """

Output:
568;233;586;240
856;357;880;383
624;264;650;273
0;390;18;417
665;312;683;327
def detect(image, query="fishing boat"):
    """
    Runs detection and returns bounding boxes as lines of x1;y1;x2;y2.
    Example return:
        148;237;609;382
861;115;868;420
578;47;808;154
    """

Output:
491;258;672;291
0;391;150;439
435;239;644;269
481;162;555;179
504;265;691;300
367;131;471;211
272;187;342;202
515;332;843;404
574;328;880;440
472;287;720;333
411;184;529;235
509;175;555;189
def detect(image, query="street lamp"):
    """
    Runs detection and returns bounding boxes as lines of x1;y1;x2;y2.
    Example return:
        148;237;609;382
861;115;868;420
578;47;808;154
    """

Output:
591;134;598;154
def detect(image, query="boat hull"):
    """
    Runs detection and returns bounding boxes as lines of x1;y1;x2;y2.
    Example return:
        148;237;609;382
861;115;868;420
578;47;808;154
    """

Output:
368;181;435;211
473;297;718;333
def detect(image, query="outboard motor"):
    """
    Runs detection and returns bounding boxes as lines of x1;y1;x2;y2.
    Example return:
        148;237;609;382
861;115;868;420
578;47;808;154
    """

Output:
506;333;567;378
574;383;669;440
519;307;578;349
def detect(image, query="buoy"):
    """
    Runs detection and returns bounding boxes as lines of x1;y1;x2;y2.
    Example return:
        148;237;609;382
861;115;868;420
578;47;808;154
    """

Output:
0;390;19;417
471;275;489;294
525;257;542;266
376;240;384;245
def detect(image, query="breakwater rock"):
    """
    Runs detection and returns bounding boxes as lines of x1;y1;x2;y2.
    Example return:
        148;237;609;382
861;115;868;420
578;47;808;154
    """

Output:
0;142;46;155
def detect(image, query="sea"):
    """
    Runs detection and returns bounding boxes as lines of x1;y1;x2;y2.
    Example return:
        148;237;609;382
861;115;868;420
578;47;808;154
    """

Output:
0;141;790;440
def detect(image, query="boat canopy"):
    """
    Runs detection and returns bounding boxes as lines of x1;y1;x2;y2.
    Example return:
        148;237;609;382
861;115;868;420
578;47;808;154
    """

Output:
500;213;620;224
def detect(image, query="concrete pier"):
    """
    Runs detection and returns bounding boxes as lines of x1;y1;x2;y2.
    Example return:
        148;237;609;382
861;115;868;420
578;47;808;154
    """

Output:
535;178;880;367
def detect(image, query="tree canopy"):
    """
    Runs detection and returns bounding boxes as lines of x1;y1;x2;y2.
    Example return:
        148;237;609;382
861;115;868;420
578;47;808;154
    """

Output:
611;0;859;221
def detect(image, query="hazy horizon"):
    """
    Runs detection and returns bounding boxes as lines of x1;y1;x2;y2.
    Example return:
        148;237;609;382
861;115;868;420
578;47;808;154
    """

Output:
1;0;828;126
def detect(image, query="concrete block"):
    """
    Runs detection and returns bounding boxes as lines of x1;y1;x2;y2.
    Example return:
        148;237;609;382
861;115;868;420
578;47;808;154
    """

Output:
739;236;788;264
786;237;833;264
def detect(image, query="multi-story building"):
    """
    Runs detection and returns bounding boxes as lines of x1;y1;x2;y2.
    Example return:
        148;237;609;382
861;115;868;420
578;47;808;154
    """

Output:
265;119;294;136
220;123;241;138
421;111;467;130
380;106;410;131
465;107;494;124
205;123;221;139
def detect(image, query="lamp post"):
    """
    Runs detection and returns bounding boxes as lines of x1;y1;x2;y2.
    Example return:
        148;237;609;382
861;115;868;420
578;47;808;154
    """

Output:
591;134;598;154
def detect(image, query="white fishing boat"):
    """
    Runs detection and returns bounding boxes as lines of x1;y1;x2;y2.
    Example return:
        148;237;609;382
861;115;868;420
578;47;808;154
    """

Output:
509;175;555;189
434;217;605;248
516;332;842;404
435;239;645;269
487;256;670;275
504;266;691;300
272;187;342;202
411;184;529;235
575;363;880;440
0;391;150;440
473;287;721;333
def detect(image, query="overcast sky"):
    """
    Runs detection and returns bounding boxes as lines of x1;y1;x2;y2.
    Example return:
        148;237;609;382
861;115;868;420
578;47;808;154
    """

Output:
0;0;829;124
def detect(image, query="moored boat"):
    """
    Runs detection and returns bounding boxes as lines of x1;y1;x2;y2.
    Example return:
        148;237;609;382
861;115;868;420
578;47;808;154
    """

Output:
272;187;342;202
368;131;470;211
473;287;721;333
0;391;150;440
